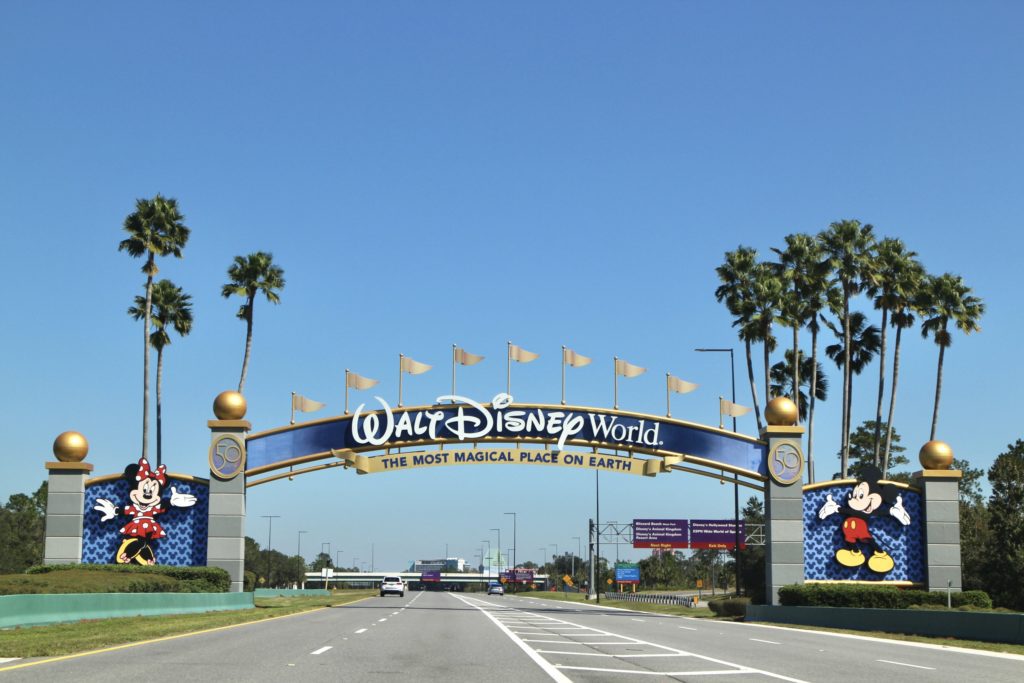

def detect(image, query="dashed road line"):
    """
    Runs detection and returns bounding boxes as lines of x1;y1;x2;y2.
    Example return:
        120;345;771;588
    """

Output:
355;628;367;634
750;638;782;645
877;659;936;670
310;646;332;655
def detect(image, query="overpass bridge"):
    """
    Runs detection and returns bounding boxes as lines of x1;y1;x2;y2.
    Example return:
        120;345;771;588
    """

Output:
303;571;551;590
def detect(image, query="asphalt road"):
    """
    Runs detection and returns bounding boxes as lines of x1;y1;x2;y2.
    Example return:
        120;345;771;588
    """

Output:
2;591;1022;682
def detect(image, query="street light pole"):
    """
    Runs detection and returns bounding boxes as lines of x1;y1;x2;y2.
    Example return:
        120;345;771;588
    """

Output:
491;528;501;575
481;540;491;578
336;550;343;569
695;347;743;597
261;515;280;586
504;512;517;571
572;535;581;578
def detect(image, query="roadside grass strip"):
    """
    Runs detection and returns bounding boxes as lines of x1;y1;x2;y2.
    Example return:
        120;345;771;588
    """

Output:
455;594;808;682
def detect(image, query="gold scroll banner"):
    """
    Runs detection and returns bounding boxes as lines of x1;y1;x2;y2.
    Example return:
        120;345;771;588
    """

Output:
332;447;681;477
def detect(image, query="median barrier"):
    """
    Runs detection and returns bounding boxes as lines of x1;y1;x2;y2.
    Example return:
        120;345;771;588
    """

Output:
0;592;254;629
745;605;1024;645
605;592;699;607
254;588;330;597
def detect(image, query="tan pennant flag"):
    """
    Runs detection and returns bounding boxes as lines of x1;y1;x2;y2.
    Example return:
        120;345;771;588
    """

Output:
509;344;539;363
292;393;326;413
400;355;432;375
563;347;592;368
614;358;646;378
667;374;698;394
454;347;485;366
346;371;379;390
720;398;751;418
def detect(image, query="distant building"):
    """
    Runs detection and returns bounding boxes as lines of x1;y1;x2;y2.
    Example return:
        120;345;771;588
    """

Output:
411;557;465;572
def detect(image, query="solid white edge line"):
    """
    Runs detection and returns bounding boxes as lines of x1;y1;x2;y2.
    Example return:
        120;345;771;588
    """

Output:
310;646;332;655
451;594;572;683
876;659;936;670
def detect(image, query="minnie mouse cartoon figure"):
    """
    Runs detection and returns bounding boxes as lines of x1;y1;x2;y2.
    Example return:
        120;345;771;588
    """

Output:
93;457;196;565
818;465;911;573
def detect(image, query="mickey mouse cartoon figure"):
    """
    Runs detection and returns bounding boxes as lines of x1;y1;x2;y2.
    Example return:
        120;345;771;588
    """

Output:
93;457;196;565
818;464;911;573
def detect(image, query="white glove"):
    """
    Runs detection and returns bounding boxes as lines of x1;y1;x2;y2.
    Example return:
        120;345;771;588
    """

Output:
890;494;911;525
818;494;840;519
93;498;117;522
169;487;197;508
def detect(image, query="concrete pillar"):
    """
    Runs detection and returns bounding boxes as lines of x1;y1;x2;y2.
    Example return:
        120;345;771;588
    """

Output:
913;470;962;592
43;461;93;564
762;423;806;606
207;414;250;592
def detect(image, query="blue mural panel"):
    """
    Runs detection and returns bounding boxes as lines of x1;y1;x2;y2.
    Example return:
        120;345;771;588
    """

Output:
83;477;208;566
803;483;924;583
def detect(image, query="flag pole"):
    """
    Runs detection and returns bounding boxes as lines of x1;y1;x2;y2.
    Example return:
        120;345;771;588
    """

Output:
666;374;671;418
290;392;296;425
506;341;512;395
561;346;567;405
345;370;350;415
719;395;724;430
452;344;457;400
398;354;404;408
613;357;619;410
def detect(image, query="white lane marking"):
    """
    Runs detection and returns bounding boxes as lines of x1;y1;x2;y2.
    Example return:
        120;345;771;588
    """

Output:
631;618;645;622
310;646;332;655
451;594;572;683
392;612;399;615
679;626;698;631
0;659;20;664
378;618;387;622
355;628;367;634
877;659;936;670
555;665;749;676
538;651;687;658
456;594;809;683
750;638;782;645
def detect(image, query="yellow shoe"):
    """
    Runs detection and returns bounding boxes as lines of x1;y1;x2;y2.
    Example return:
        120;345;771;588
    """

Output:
835;548;865;567
868;551;895;573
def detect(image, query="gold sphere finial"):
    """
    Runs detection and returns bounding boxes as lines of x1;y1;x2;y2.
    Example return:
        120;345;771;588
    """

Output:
919;440;954;470
213;391;247;420
53;431;89;462
765;396;798;426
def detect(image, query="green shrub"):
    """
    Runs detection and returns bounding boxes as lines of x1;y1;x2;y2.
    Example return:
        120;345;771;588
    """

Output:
778;584;993;610
244;571;257;592
708;597;750;617
16;564;230;593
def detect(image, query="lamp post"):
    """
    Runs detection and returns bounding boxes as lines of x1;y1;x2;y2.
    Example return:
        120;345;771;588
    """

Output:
481;539;491;578
322;542;331;561
297;530;307;588
695;347;742;597
261;515;280;586
504;512;517;571
572;536;581;579
336;550;344;569
490;528;501;575
352;557;359;573
550;542;559;575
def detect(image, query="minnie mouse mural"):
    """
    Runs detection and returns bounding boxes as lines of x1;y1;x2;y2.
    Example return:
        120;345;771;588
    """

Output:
93;457;196;564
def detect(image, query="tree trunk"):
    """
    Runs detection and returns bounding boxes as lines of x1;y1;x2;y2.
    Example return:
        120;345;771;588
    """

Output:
873;307;888;466
238;294;255;393
763;330;771;407
808;326;819;483
883;325;903;476
744;338;763;431
792;325;800;422
156;346;164;468
841;289;852;478
142;260;153;461
931;330;947;441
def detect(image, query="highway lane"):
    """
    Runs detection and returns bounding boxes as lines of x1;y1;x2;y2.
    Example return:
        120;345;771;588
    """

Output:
2;591;1022;681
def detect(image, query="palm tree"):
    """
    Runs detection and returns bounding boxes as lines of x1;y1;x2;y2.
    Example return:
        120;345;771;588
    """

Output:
118;195;190;460
920;273;985;440
747;263;784;408
222;252;286;393
825;311;881;477
882;255;925;475
129;280;193;467
715;247;764;430
820;220;876;477
769;349;828;421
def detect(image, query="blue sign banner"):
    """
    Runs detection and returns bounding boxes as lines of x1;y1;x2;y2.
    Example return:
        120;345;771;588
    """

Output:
615;564;641;583
247;394;766;478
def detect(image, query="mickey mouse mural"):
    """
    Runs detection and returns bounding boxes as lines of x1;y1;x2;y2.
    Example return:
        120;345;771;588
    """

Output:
92;457;197;564
817;465;911;574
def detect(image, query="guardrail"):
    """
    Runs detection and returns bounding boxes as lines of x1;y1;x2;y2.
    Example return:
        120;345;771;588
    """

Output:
605;592;699;607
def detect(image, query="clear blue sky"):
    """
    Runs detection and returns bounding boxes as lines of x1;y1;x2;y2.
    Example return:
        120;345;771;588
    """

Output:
2;2;1022;571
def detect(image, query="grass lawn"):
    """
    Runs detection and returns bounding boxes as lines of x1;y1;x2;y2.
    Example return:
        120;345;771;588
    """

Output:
0;590;375;658
524;592;1024;656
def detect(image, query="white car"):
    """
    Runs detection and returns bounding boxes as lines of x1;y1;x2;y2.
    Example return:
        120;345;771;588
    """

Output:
487;581;504;596
380;576;405;597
